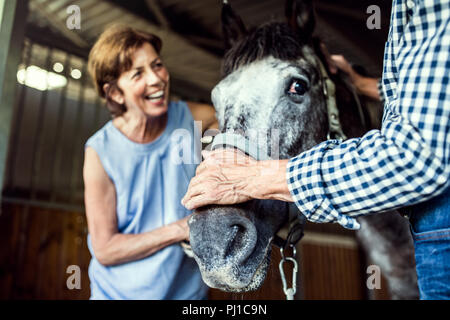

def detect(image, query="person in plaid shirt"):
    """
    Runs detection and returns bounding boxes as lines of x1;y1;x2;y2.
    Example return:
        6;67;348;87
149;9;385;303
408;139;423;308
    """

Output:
182;0;450;299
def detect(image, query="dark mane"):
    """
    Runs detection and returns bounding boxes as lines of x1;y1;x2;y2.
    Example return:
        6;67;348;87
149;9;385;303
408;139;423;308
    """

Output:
222;22;308;76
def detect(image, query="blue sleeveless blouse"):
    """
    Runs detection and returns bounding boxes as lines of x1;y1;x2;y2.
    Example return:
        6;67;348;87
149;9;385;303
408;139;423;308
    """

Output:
85;100;207;299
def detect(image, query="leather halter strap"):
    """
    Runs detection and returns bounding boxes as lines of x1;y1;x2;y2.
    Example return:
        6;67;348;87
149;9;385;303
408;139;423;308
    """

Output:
316;57;347;142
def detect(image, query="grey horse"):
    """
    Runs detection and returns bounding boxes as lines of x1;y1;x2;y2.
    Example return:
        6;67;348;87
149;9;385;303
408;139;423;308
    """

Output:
188;0;418;299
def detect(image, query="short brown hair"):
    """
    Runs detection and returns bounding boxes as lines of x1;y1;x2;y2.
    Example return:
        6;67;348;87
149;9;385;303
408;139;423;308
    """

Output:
88;25;162;116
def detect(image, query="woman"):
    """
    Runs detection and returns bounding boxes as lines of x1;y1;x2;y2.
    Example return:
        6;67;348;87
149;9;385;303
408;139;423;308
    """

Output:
83;25;217;299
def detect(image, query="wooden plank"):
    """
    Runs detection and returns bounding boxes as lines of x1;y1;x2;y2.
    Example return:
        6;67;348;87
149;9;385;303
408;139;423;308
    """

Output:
11;205;43;299
0;203;22;299
34;207;48;299
77;212;91;299
69;212;89;299
0;203;13;298
300;241;366;300
10;204;30;299
35;207;62;299
60;211;81;299
340;246;353;299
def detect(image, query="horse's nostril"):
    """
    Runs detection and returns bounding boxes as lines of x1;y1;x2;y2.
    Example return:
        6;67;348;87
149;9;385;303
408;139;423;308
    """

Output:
223;224;243;259
223;221;257;264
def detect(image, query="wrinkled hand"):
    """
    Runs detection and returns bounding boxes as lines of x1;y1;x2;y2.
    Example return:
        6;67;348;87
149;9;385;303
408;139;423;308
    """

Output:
181;149;258;210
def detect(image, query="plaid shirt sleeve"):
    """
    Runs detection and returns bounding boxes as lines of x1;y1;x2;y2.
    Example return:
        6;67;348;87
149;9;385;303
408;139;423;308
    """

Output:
287;0;450;230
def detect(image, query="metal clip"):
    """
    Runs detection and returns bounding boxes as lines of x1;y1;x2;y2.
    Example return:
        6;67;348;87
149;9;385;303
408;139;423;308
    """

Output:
278;245;298;300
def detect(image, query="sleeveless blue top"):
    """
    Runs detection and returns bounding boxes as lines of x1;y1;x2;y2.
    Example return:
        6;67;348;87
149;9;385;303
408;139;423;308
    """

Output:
85;100;207;300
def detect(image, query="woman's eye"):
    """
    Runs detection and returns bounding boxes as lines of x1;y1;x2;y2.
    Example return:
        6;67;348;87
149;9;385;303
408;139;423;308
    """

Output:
288;79;308;96
153;61;164;69
133;71;142;79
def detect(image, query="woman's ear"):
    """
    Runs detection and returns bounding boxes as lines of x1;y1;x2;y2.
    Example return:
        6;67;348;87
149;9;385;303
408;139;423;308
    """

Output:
103;83;124;105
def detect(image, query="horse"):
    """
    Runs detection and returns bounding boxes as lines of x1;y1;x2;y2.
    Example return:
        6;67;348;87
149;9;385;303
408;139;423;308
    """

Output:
188;0;419;299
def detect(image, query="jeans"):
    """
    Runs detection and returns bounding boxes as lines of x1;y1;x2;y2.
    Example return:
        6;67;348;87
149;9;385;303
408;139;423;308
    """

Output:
408;186;450;300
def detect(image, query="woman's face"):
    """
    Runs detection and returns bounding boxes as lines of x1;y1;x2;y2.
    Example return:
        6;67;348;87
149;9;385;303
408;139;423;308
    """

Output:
115;42;170;118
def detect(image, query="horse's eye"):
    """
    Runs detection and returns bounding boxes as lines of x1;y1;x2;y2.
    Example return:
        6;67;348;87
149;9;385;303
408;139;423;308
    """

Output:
288;79;308;96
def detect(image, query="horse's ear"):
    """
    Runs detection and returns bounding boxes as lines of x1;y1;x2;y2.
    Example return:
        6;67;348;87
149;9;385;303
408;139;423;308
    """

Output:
222;0;247;49
285;0;315;40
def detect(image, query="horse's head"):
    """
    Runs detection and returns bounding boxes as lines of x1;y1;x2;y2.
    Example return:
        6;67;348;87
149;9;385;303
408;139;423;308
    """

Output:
189;0;334;292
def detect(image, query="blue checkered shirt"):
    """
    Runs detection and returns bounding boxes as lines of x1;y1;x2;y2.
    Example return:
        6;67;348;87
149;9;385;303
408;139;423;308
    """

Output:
287;0;450;230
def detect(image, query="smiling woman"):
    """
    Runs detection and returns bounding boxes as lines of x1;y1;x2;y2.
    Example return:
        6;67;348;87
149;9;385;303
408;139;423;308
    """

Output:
83;25;217;300
106;42;171;142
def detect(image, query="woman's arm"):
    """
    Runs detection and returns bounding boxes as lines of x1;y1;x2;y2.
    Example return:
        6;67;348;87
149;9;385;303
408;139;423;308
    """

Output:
83;147;190;267
330;55;381;101
186;101;219;131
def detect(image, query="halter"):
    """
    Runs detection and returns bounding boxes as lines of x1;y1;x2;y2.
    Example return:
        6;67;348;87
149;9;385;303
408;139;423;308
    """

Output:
316;57;347;142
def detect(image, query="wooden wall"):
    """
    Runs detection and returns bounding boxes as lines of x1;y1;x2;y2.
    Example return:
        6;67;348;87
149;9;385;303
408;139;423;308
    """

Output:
0;203;90;299
0;203;390;300
208;233;383;300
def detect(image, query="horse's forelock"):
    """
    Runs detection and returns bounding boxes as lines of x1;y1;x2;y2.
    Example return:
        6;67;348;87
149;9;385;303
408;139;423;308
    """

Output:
222;22;308;76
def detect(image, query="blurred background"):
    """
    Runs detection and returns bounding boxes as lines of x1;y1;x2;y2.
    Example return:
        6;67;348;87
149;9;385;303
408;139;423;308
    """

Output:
0;0;393;300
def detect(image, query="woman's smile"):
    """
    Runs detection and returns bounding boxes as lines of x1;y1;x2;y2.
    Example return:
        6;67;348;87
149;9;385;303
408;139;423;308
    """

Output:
144;89;166;106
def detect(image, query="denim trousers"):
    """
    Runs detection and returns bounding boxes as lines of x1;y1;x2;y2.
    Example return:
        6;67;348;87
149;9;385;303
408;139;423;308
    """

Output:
408;186;450;300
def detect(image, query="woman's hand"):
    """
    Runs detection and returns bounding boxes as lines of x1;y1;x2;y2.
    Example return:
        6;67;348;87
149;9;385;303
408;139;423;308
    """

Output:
330;54;381;101
330;55;360;82
173;215;192;242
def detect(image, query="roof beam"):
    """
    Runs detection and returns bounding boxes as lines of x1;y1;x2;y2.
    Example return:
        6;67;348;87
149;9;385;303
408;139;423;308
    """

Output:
30;0;89;49
144;0;169;29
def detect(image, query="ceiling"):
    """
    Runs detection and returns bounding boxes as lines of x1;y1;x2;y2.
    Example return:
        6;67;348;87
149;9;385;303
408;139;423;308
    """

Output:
25;0;393;102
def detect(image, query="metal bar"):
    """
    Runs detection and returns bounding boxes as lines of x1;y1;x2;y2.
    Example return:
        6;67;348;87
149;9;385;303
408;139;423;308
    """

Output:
69;64;88;204
0;0;29;203
29;46;53;199
48;53;72;202
4;40;33;192
2;196;84;213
